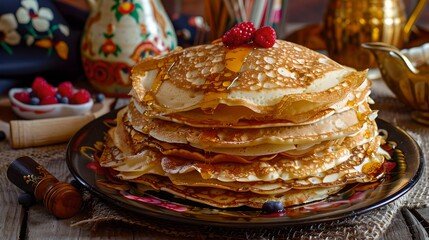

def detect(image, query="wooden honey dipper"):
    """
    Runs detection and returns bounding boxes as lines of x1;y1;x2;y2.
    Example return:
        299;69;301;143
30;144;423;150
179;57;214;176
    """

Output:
7;156;82;219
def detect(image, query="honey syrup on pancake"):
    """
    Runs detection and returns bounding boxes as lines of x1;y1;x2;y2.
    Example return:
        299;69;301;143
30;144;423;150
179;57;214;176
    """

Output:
195;45;254;114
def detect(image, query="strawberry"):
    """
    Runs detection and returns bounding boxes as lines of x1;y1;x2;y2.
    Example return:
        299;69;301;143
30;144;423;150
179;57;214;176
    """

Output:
254;26;277;48
71;89;91;104
40;95;58;105
57;81;74;98
222;22;256;48
14;91;31;104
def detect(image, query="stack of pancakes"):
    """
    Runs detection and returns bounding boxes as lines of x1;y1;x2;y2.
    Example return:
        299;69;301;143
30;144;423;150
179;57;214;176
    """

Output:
98;40;389;209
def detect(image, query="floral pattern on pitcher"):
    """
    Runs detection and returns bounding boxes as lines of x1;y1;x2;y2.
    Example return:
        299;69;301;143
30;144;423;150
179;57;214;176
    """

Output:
99;23;121;57
111;0;142;23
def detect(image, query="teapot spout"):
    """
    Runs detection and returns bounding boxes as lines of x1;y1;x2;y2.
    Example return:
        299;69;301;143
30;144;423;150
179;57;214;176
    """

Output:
404;0;427;43
361;42;420;74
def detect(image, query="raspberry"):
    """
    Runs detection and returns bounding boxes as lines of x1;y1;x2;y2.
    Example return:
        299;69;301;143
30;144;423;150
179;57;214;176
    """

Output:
31;76;48;93
57;81;74;98
40;95;58;105
254;26;277;48
31;76;56;99
14;91;31;104
36;84;56;99
71;89;91;104
222;22;256;48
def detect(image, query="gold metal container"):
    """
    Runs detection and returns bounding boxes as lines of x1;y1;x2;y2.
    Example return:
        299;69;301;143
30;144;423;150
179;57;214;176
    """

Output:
323;0;426;70
363;42;429;125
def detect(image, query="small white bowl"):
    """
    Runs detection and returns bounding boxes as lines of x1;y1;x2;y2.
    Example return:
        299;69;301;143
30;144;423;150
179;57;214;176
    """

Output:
9;88;94;119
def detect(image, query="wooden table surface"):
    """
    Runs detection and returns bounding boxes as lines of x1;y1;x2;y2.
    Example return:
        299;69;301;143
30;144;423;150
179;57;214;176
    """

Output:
1;77;429;239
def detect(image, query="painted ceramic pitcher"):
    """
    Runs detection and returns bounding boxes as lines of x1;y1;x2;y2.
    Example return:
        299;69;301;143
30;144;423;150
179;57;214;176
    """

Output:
81;0;177;97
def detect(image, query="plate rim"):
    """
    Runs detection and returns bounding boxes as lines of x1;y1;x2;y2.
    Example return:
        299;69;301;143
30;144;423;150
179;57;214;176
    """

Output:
66;111;425;228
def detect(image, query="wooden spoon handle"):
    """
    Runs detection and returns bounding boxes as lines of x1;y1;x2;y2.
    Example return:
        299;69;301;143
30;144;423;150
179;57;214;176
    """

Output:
8;98;116;149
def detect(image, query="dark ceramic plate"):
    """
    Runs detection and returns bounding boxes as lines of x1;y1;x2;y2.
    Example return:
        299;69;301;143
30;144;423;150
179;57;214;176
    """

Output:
66;110;424;228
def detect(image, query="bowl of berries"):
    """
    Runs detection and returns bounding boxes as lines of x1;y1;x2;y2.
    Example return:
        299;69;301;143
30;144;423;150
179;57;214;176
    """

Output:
9;77;94;119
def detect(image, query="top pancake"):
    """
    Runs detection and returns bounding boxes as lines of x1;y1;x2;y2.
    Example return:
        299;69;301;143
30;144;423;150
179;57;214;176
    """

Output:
130;40;367;125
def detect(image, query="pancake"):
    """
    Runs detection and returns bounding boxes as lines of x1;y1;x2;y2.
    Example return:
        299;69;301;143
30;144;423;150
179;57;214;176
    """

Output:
127;99;375;152
96;35;388;210
113;137;385;194
104;111;385;186
130;40;368;124
111;128;384;183
129;76;372;128
133;174;345;208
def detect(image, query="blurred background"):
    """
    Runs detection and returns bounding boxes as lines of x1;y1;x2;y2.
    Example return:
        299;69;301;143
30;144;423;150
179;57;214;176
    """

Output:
2;0;429;94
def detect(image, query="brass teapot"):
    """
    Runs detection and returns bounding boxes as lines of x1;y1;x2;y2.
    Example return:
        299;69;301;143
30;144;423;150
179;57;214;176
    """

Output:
362;42;429;125
324;0;427;70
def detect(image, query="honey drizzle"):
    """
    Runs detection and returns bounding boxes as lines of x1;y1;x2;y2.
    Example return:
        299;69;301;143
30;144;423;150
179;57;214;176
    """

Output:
143;53;180;106
224;47;253;72
200;46;254;114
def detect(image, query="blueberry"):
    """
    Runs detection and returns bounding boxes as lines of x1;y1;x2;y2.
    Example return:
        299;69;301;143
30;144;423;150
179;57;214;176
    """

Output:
29;97;40;105
94;93;105;103
59;96;69;104
29;91;38;98
18;192;36;208
262;201;284;213
0;131;5;141
55;93;62;101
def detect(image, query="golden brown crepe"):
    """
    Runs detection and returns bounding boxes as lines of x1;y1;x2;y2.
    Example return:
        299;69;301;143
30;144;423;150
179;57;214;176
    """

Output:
97;39;389;209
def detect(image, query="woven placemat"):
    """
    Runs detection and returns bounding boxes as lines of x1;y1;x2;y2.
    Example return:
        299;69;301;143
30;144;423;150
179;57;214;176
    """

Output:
1;80;428;239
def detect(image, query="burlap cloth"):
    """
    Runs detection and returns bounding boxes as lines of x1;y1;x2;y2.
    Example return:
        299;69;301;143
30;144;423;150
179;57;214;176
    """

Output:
1;79;428;239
